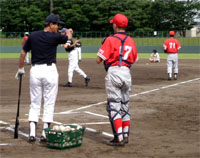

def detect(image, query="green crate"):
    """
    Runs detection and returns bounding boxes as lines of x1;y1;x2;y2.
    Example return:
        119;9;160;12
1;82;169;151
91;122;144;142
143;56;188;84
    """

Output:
44;125;86;150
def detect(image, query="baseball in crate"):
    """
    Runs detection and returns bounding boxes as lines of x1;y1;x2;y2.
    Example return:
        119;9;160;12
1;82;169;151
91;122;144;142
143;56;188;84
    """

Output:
44;124;86;150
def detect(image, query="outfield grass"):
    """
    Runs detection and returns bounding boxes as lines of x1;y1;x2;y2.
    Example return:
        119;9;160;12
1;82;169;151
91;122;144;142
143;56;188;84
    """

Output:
1;37;199;46
0;53;199;59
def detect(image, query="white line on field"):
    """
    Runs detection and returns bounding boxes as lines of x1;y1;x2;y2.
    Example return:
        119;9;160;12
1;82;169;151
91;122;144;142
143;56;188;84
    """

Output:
0;120;40;141
0;120;9;125
78;122;110;125
0;143;12;146
56;77;200;114
84;111;108;118
54;101;107;114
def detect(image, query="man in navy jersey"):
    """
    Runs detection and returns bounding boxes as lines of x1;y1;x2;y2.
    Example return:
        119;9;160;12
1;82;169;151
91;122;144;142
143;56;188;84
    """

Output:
15;14;72;142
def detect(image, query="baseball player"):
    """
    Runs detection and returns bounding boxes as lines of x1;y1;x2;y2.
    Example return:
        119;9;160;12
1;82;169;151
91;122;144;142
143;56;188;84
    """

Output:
149;49;160;63
96;14;138;146
15;14;72;142
61;29;90;87
22;36;30;65
163;31;181;80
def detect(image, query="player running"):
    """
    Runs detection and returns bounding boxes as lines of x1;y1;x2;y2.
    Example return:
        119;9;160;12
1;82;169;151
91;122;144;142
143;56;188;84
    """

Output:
163;31;181;80
96;14;138;146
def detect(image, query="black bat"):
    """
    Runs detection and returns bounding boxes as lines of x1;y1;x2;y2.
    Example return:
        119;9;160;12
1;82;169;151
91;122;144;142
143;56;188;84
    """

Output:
14;74;22;139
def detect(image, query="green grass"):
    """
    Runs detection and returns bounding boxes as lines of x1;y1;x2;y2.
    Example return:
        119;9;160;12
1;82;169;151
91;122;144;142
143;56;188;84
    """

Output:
1;53;199;59
1;37;199;46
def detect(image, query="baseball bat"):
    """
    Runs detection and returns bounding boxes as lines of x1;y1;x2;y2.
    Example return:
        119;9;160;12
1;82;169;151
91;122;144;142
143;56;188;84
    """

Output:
14;74;22;139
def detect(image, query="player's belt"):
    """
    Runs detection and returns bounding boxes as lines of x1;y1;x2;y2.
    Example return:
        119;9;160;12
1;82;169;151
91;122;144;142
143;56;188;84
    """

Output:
32;63;54;66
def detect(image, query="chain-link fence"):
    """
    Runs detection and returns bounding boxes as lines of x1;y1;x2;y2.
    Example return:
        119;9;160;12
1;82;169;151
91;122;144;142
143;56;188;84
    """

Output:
0;31;199;53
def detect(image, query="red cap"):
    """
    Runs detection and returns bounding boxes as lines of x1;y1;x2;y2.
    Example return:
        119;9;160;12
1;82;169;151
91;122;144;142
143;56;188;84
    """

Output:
169;31;175;36
24;36;28;40
109;14;128;28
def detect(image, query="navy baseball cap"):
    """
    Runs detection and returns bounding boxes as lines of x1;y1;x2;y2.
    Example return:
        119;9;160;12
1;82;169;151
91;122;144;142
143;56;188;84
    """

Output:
45;14;65;25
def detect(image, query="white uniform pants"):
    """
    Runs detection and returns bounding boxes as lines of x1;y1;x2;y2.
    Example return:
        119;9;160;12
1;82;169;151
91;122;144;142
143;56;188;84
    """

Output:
105;66;132;122
167;53;178;74
68;48;86;83
28;63;58;123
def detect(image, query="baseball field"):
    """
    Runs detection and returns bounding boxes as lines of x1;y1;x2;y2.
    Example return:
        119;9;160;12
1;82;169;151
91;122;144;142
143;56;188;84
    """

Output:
0;56;199;158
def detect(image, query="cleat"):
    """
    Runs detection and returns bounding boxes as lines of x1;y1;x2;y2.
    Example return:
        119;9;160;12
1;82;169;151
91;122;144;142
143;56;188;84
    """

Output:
168;73;172;81
63;82;72;87
85;77;90;87
174;73;178;80
123;137;128;144
29;136;36;142
40;136;46;142
106;138;125;146
168;77;172;81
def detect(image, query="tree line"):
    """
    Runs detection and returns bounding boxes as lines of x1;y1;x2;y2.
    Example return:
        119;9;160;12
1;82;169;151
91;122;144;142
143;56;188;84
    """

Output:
0;0;199;36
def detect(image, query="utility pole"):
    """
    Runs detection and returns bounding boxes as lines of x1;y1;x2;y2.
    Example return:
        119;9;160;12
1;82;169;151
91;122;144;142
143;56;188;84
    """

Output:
50;0;53;14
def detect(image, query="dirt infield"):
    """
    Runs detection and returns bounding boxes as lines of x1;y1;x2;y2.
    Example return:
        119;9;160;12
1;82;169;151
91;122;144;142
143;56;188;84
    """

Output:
0;58;200;158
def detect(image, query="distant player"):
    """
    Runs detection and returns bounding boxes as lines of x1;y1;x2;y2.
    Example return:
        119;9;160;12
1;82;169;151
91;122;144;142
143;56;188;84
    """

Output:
149;49;160;63
96;14;138;146
163;31;181;80
22;35;30;65
61;28;90;87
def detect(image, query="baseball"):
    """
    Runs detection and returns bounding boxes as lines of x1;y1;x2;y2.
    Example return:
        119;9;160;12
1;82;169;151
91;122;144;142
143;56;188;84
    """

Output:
53;125;60;131
64;126;71;131
59;125;65;131
77;125;82;130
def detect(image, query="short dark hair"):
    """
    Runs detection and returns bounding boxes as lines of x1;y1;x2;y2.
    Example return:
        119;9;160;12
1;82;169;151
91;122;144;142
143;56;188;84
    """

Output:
117;26;126;30
44;22;59;27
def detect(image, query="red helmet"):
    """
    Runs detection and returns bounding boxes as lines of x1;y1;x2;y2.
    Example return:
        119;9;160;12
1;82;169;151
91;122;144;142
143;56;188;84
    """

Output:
169;31;175;36
24;36;28;40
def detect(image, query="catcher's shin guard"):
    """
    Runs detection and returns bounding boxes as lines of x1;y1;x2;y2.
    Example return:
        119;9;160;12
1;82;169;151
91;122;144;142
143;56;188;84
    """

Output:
107;99;123;142
121;100;130;137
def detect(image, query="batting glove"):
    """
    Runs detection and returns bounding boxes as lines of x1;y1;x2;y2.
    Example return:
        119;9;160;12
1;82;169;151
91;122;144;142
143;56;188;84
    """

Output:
15;67;25;80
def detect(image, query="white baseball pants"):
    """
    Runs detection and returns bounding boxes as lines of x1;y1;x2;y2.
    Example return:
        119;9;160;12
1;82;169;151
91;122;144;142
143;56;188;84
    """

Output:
167;53;178;74
28;63;58;123
68;48;87;83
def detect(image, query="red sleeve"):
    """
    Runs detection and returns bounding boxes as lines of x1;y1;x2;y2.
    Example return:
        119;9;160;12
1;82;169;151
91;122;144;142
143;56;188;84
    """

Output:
97;37;111;61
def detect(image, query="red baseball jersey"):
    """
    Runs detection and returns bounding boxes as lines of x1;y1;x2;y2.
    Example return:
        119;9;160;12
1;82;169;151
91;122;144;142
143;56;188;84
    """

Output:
97;33;138;67
163;38;181;53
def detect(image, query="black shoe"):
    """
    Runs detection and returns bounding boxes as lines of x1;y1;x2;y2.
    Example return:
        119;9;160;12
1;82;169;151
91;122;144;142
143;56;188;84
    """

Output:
40;136;46;142
168;77;172;81
123;137;129;144
85;77;90;87
106;138;125;146
29;136;36;142
63;82;72;87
